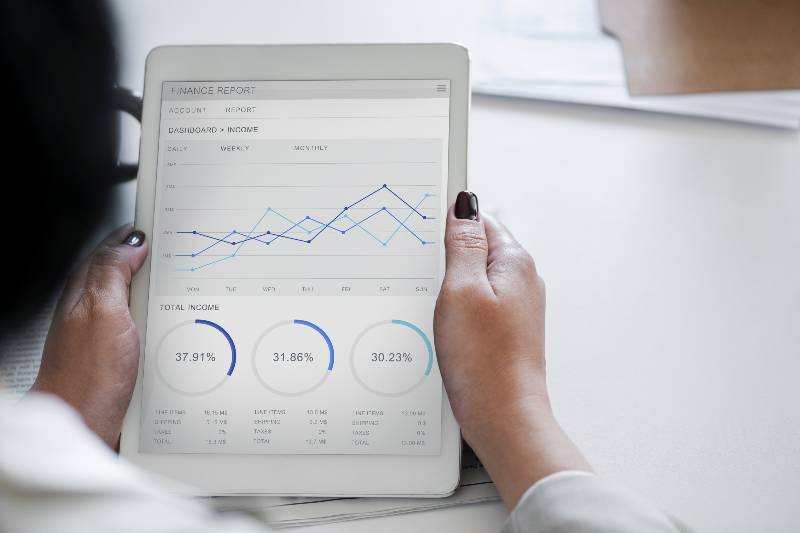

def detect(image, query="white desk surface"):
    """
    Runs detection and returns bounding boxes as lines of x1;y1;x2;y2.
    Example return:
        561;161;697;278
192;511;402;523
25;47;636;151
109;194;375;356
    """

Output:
109;2;800;531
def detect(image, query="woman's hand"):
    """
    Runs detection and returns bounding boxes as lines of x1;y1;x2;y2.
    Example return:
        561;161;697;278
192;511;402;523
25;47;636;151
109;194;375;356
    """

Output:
434;192;591;509
31;225;148;450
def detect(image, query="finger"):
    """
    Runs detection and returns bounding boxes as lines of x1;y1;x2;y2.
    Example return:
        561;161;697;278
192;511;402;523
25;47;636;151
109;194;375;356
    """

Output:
59;224;134;309
483;213;523;259
59;225;149;312
482;214;538;295
443;193;491;292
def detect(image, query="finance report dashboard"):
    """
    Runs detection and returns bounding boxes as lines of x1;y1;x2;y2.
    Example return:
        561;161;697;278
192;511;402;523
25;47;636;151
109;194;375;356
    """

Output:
140;80;450;455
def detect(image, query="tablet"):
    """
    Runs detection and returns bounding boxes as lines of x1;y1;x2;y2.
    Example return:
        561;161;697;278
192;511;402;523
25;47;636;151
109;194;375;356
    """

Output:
121;44;468;496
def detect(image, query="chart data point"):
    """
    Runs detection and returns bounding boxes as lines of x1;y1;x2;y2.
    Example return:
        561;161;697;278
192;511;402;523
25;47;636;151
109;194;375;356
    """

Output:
422;215;427;219
192;230;197;234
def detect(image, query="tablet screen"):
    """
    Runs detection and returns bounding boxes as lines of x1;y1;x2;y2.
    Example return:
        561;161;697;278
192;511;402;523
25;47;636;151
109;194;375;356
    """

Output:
140;80;449;455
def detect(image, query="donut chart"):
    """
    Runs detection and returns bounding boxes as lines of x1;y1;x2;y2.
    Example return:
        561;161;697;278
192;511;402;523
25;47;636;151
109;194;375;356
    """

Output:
251;319;335;396
155;319;237;396
349;319;434;397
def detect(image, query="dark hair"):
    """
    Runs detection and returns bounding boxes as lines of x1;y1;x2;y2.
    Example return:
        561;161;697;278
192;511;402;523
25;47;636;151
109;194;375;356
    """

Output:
0;0;116;330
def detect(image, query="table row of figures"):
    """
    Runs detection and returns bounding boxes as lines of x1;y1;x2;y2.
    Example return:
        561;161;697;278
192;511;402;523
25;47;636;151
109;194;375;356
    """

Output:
143;405;437;454
152;318;435;397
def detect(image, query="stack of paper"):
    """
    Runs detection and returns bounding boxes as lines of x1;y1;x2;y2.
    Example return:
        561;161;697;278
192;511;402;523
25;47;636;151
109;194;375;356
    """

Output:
0;303;53;395
471;0;800;128
205;447;499;528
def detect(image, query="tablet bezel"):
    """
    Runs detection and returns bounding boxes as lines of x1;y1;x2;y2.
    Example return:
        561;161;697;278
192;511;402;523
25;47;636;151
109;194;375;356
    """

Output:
121;44;468;496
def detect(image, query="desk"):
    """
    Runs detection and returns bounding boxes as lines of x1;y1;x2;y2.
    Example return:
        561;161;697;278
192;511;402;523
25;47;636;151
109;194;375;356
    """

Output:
108;2;800;531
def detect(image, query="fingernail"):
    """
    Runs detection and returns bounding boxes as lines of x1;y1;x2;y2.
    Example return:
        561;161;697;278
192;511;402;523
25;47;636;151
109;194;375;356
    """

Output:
122;230;145;247
454;191;479;220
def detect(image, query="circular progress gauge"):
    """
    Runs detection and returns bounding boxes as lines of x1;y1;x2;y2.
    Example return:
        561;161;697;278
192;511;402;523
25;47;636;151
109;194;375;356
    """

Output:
252;319;335;396
350;319;434;397
155;319;236;396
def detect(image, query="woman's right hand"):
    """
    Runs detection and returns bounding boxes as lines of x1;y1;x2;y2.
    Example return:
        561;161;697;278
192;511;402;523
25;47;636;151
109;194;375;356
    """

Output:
434;192;591;510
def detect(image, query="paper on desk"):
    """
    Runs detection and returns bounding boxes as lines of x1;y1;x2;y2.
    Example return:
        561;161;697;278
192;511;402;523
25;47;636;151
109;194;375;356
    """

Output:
471;0;800;128
475;79;800;129
0;301;54;395
205;446;499;529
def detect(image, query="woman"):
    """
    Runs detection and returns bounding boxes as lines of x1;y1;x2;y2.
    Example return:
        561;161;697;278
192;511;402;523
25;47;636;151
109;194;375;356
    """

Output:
0;1;681;532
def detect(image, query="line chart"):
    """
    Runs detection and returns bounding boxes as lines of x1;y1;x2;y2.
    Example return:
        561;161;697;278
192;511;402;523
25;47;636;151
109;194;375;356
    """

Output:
153;138;443;294
174;184;436;273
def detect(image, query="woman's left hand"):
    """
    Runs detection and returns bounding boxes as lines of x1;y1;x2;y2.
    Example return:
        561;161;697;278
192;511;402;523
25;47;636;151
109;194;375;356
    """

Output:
31;225;148;449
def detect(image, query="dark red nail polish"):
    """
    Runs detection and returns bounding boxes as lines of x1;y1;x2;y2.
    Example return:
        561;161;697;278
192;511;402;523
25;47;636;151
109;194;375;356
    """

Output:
123;230;145;247
454;191;479;220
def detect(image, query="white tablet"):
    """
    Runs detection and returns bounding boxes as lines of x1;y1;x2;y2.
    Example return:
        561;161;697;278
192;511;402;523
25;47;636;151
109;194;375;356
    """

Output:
121;44;468;496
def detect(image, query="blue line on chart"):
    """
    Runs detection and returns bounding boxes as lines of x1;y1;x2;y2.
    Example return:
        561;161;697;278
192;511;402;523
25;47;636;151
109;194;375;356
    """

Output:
174;184;436;272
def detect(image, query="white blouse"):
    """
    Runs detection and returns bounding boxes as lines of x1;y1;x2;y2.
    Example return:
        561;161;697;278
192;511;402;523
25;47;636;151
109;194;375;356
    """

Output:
0;394;681;533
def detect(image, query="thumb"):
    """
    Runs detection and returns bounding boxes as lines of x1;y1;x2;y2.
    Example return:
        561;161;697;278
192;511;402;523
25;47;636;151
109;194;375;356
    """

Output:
61;225;149;311
443;192;490;290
